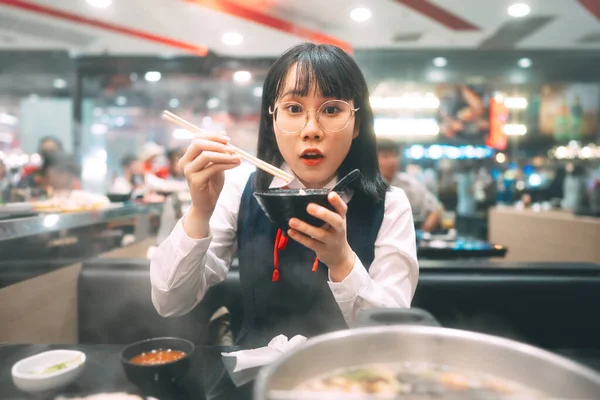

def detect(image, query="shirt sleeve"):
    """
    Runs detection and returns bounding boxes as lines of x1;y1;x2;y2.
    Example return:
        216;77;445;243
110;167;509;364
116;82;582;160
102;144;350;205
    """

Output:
150;169;249;317
327;187;419;326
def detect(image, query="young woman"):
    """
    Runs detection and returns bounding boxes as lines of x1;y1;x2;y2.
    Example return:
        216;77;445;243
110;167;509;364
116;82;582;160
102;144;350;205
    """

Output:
151;43;418;347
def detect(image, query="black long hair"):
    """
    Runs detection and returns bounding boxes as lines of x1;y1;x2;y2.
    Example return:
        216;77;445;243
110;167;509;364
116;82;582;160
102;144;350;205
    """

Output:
254;42;388;202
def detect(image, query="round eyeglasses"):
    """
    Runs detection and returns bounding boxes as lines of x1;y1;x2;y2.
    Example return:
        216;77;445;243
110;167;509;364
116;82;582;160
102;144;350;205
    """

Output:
269;100;359;134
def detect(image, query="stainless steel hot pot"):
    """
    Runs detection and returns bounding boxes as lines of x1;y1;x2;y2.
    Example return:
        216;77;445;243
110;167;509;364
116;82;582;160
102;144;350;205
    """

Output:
254;312;600;399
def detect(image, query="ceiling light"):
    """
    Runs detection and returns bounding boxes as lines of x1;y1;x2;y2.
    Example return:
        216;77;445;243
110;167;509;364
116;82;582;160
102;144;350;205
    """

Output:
222;32;244;46
207;97;220;109
53;78;67;89
115;96;127;106
169;98;180;108
433;57;447;67
508;3;530;18
115;117;125;127
91;124;108;135
495;153;506;163
504;97;528;109
350;8;372;22
374;118;439;136
233;70;252;84
503;123;527;136
86;0;112;8
518;57;532;68
144;71;161;83
253;87;263;97
427;70;446;82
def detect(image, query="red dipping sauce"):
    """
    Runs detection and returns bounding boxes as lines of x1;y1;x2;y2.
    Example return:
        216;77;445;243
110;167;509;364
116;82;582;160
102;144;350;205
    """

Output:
130;349;186;365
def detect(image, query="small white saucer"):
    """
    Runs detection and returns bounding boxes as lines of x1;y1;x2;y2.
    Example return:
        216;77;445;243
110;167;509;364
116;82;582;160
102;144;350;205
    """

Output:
11;349;86;393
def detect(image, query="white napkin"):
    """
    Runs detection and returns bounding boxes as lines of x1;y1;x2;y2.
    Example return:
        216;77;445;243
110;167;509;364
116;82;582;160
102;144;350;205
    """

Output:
221;335;307;387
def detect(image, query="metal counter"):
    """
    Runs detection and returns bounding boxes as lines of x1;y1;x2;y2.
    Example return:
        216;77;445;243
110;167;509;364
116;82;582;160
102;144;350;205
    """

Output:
0;202;164;266
0;203;163;242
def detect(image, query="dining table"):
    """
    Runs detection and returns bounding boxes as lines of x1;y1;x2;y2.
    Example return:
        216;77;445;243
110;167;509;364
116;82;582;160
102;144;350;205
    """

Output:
416;229;507;260
3;343;600;400
0;343;252;400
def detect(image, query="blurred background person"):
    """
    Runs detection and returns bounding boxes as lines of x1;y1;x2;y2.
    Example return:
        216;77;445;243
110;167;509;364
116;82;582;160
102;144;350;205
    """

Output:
562;163;589;212
111;154;144;195
38;136;64;156
18;136;66;191
455;161;477;216
377;138;443;232
0;160;9;203
165;147;186;181
139;142;165;177
41;152;80;196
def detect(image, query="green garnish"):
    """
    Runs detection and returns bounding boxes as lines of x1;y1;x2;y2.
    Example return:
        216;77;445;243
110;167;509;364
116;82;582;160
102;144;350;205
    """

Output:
33;355;82;375
43;362;69;373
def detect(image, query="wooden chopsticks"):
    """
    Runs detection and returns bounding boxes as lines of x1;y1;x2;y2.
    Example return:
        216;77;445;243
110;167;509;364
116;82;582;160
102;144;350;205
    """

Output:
162;110;294;183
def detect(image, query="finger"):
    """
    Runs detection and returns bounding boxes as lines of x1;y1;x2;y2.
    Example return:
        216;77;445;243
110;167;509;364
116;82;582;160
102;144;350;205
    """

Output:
180;137;233;165
287;229;324;252
195;161;241;178
184;151;240;176
306;203;344;232
289;218;328;242
327;192;348;218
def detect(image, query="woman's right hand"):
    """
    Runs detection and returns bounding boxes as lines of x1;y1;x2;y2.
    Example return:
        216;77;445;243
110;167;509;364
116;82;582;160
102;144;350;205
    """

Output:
179;134;241;238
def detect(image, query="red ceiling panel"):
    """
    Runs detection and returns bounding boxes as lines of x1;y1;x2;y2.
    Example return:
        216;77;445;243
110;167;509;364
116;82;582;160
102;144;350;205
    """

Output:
579;0;600;20
0;0;209;55
184;0;353;53
392;0;479;31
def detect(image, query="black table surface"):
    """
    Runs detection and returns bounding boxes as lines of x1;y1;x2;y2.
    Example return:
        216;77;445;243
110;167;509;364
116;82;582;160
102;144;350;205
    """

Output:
0;344;252;400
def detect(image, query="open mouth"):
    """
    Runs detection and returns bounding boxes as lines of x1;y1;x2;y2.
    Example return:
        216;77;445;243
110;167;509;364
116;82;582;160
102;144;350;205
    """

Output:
300;153;324;160
300;149;324;160
300;150;324;166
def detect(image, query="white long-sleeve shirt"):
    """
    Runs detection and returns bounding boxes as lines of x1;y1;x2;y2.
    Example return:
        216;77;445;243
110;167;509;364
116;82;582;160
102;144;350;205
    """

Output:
150;166;419;327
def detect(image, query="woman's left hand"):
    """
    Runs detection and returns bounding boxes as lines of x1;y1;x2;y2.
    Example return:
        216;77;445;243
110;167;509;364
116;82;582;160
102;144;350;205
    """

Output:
288;192;355;282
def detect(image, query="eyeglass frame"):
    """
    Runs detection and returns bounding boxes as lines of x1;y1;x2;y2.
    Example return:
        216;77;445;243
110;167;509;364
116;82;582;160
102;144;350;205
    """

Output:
268;99;360;134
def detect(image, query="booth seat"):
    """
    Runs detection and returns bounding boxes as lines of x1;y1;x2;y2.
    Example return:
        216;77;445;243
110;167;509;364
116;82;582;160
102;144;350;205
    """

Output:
77;258;600;354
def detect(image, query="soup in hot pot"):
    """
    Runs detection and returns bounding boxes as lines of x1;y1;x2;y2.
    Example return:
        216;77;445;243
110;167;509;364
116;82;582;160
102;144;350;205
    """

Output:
296;362;546;398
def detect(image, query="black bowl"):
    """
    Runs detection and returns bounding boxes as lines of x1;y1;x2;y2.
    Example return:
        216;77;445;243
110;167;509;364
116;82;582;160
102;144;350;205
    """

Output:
254;188;335;231
107;193;132;203
121;337;194;394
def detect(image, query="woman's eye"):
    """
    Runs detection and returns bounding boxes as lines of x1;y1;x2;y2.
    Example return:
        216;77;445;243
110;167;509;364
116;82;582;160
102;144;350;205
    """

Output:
285;105;303;114
323;106;339;115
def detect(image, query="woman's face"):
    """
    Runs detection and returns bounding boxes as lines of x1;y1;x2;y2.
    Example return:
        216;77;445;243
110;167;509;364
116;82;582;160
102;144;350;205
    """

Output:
273;67;358;188
47;168;74;190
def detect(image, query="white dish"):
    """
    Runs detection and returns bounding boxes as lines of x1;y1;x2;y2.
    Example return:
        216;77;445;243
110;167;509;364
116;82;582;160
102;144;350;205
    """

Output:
11;349;86;393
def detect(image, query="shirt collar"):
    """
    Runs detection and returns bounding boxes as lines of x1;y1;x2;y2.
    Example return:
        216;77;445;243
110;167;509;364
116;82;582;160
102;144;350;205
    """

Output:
269;163;338;190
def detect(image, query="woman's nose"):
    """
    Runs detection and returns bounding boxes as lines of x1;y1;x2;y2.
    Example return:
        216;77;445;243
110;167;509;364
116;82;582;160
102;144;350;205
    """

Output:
301;111;322;141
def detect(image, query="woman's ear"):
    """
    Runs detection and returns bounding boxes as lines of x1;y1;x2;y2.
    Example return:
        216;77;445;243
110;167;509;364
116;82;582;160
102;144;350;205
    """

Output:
352;123;359;139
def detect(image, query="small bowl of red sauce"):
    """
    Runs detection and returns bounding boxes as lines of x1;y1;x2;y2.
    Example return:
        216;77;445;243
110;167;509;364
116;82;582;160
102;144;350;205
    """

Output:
121;337;194;394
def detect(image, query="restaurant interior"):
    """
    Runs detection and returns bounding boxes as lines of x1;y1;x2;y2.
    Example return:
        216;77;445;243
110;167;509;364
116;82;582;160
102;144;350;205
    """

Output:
1;0;600;399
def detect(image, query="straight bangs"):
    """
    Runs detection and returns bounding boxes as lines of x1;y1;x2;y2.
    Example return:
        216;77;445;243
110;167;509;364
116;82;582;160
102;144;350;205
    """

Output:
273;50;358;102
